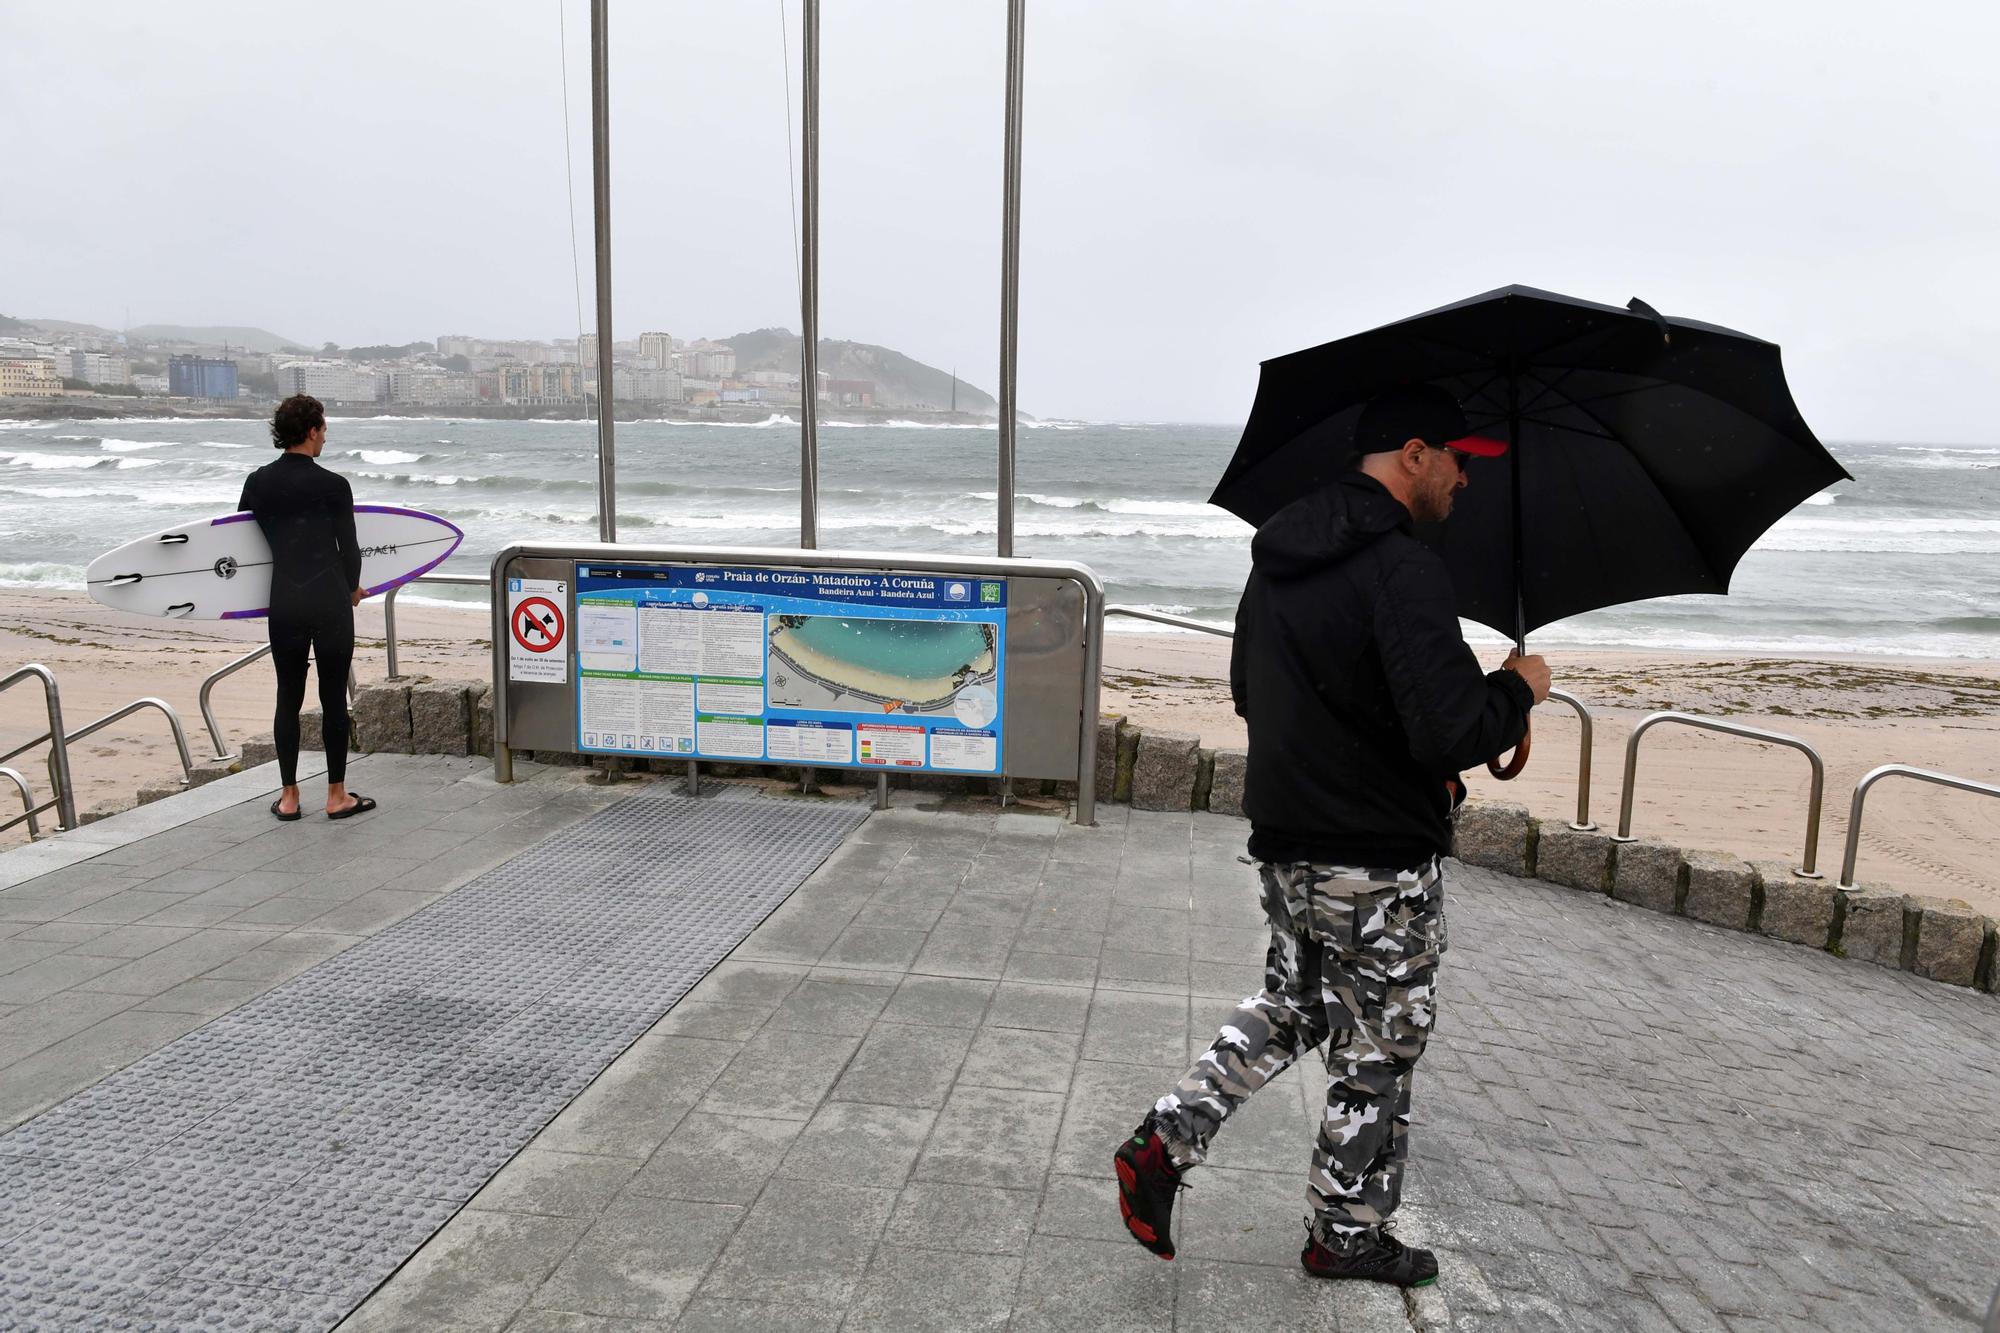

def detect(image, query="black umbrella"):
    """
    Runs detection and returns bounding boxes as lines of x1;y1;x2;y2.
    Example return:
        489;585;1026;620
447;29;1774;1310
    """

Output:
1210;284;1850;774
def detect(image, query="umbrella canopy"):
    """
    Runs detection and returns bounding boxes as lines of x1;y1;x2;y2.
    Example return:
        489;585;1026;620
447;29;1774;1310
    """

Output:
1209;285;1851;641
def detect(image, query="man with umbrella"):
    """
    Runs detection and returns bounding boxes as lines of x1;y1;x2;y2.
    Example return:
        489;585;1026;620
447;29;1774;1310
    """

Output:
1115;384;1549;1289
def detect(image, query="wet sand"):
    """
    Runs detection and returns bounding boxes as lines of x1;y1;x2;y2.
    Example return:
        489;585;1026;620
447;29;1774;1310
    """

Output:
5;588;1997;917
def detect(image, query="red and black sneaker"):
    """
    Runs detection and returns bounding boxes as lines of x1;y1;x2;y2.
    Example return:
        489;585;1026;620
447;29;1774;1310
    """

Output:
1301;1226;1439;1288
1113;1117;1185;1259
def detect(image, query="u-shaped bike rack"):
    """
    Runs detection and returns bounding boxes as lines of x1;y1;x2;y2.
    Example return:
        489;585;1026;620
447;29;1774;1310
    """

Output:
1614;711;1826;878
1838;764;2000;890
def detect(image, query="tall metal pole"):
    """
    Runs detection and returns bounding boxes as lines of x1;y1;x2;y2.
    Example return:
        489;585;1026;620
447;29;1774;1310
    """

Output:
799;0;821;549
590;0;617;542
996;0;1025;557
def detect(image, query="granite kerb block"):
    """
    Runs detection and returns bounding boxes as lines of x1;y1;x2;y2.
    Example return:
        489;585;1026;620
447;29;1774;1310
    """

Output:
1094;716;1121;805
1682;850;1756;931
1907;895;1987;988
1979;920;1998;993
1112;721;1140;806
1610;839;1685;916
409;678;474;757
1191;748;1216;812
1754;862;1837;950
1130;729;1200;812
1834;885;1909;969
351;682;414;755
469;681;494;759
1208;748;1248;819
1452;803;1535;878
239;736;278;770
1534;824;1614;894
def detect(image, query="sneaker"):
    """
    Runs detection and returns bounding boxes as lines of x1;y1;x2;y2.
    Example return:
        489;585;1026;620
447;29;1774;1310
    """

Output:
1113;1117;1184;1259
1301;1226;1439;1288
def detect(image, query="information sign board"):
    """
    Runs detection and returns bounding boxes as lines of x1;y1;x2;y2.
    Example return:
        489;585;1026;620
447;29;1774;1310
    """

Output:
573;564;1007;774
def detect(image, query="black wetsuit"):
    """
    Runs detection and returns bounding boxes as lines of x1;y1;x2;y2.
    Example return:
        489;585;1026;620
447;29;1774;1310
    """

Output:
237;452;361;786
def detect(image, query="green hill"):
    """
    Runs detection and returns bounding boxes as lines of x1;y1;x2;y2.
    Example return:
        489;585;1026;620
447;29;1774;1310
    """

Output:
724;328;996;415
124;324;307;353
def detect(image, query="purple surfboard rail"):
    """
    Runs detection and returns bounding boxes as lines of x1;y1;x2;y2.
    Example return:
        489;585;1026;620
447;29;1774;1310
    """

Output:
215;505;464;620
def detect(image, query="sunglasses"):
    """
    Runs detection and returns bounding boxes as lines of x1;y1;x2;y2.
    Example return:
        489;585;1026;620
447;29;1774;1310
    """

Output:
1430;444;1470;474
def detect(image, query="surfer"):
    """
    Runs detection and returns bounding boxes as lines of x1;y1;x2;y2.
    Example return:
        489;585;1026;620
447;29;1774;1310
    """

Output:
237;394;375;821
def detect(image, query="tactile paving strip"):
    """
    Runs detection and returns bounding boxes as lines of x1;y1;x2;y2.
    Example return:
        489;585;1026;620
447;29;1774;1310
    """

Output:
0;787;868;1331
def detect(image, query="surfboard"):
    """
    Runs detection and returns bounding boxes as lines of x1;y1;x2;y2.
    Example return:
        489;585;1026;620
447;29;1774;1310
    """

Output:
84;505;465;620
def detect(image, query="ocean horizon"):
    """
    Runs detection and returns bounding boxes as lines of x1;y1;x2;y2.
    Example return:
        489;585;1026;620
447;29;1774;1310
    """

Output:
3;413;1995;660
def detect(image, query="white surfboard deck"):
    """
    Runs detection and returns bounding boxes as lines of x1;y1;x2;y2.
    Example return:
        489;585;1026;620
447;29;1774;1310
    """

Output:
84;504;465;620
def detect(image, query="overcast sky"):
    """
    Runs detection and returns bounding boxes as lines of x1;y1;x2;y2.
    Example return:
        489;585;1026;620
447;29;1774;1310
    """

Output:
5;2;1997;436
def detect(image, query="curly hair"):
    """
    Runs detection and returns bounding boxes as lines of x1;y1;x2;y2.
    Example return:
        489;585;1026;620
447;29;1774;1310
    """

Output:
270;394;326;449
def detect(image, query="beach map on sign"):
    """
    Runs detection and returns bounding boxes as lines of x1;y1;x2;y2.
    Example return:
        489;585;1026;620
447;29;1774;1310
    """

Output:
572;564;1006;775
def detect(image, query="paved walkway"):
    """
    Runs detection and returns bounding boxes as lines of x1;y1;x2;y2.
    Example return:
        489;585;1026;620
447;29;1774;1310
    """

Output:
6;776;1999;1331
345;800;2000;1332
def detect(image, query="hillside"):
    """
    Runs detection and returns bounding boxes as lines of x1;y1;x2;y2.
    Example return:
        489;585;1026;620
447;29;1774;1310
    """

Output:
724;328;996;415
124;324;307;353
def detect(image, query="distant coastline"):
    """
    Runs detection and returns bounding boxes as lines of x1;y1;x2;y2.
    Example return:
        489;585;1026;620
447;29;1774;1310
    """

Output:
0;396;999;428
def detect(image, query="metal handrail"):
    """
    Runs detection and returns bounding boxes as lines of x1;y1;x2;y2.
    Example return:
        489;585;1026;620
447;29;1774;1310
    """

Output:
58;698;195;791
382;574;488;680
0;664;75;830
199;643;273;759
1838;764;2000;890
1100;606;1593;826
1105;605;1231;637
0;765;40;838
1614;711;1825;878
488;542;1107;825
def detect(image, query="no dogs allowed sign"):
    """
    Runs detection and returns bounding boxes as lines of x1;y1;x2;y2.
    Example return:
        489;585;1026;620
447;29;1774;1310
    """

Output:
507;577;568;684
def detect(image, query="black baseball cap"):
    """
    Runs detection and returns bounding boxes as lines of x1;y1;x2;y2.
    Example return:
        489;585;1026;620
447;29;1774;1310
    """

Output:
1354;384;1507;457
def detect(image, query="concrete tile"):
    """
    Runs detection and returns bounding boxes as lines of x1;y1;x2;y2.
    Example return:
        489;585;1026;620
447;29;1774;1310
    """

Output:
699;1029;861;1121
292;888;441;936
985;982;1094;1034
877;974;995;1029
699;1180;897;1306
1002;951;1100;987
0;988;138;1065
131;977;274;1018
1034;1171;1133;1247
626;1113;804;1204
1053;1061;1185;1176
885;1181;1041;1255
672;1298;843;1333
1097;948;1193;993
0;951;130;1004
819;925;929;972
472;1148;642;1218
56;888;194;926
840;1246;1021;1332
830;1023;973;1108
504;1310;674;1332
643;1001;767;1044
764;977;897;1036
912;1086;1064;1189
61;922;201;959
531;1195;744;1322
533;1035;738;1158
680;961;808;1012
774;1102;937;1188
9;921;114;947
957;1026;1080;1094
911;924;1015;979
1173;1257;1360;1330
341;1208;590;1332
1007;1235;1175;1333
1177;1166;1307;1265
73;929;279;996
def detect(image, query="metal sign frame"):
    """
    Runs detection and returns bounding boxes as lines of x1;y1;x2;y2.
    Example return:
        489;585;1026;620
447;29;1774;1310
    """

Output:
489;542;1105;823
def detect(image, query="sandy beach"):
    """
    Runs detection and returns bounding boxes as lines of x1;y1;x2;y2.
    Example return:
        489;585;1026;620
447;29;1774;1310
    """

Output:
5;587;1997;917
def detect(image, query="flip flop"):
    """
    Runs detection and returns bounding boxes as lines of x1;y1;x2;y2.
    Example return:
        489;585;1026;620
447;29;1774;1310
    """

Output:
327;794;377;821
270;799;302;823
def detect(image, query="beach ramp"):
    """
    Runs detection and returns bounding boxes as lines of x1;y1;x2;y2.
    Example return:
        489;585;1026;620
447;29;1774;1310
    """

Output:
0;759;863;1331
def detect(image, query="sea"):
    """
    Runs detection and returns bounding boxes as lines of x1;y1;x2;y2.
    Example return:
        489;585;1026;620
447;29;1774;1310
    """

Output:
2;415;1996;659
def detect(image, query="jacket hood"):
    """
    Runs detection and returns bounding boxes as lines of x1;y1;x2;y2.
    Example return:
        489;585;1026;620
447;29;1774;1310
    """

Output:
1250;472;1412;581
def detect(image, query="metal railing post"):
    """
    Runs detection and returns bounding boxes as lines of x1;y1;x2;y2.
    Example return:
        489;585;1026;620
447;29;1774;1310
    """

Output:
0;766;39;838
1546;688;1596;831
1615;711;1825;877
997;0;1025;557
0;664;75;830
198;643;273;760
799;0;821;549
383;585;402;680
589;0;617;543
1839;764;2000;889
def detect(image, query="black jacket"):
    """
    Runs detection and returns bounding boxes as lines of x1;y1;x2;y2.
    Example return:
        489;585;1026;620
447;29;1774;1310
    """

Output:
237;452;361;620
1230;472;1534;868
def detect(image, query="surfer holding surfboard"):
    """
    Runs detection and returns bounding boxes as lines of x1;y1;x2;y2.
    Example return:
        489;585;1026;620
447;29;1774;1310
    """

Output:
237;395;376;822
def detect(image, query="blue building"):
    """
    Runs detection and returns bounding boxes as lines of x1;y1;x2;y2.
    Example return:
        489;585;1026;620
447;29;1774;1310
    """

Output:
167;355;238;399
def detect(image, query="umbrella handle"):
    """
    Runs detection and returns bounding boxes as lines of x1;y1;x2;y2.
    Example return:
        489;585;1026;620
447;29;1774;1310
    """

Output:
1487;719;1531;781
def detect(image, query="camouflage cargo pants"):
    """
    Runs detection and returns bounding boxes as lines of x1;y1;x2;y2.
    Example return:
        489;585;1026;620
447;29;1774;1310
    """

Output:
1151;858;1446;1243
